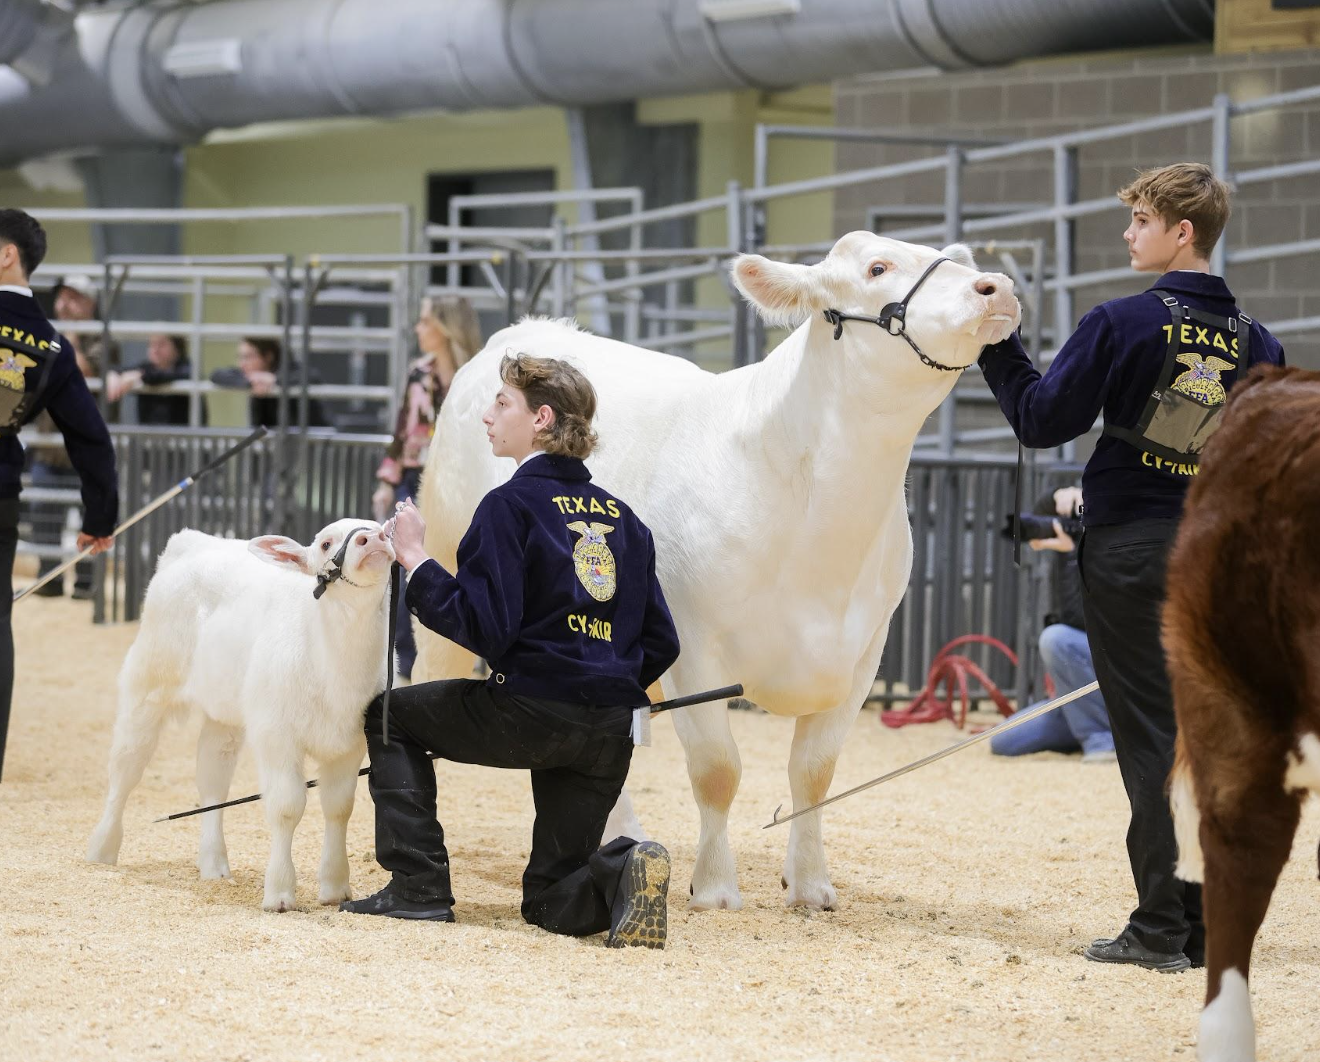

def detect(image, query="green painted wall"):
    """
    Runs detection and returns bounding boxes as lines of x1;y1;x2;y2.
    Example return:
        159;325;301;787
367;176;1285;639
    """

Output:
0;87;837;390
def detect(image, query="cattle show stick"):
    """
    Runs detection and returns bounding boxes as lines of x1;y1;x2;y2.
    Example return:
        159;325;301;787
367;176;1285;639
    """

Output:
764;680;1101;828
14;426;270;603
154;682;745;822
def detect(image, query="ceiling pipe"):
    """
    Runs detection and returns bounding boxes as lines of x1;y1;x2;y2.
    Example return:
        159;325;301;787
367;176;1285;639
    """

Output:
0;0;1215;167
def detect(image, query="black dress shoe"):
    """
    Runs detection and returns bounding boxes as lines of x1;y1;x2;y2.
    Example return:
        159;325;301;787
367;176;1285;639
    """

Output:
339;885;455;921
1084;931;1190;972
607;841;670;949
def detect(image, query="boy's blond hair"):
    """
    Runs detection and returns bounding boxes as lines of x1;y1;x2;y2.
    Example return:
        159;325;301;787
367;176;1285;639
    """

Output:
1117;163;1231;260
499;353;599;459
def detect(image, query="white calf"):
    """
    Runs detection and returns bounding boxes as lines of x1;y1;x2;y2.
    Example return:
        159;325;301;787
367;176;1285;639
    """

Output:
87;519;394;911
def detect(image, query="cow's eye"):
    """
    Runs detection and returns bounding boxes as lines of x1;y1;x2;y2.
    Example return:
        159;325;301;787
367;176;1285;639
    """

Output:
321;541;330;551
869;263;886;277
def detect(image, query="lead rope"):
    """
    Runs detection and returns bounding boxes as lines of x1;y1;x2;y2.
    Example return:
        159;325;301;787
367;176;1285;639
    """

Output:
381;561;401;747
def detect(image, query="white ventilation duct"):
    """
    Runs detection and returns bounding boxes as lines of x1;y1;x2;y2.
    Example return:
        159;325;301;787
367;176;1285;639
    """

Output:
0;0;1214;166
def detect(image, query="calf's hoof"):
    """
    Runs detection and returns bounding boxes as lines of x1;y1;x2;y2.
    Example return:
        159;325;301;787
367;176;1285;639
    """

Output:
86;828;122;866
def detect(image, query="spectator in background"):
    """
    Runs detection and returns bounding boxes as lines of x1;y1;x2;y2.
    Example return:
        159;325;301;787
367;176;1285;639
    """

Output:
371;295;483;680
105;333;200;426
992;485;1115;763
210;336;327;429
52;274;104;380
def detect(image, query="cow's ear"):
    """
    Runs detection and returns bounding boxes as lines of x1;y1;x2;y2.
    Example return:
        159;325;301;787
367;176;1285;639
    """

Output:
249;535;314;575
940;242;977;268
731;254;829;327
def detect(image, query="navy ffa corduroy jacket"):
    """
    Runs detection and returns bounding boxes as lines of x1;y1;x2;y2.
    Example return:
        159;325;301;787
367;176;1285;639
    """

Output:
405;453;681;706
978;271;1286;527
0;290;118;537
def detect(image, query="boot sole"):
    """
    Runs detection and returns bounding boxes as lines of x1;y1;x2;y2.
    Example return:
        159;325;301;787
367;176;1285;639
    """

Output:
607;842;670;949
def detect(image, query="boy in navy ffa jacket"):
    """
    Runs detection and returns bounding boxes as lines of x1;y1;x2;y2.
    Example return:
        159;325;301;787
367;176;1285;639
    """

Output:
342;353;681;949
0;210;118;781
979;164;1286;972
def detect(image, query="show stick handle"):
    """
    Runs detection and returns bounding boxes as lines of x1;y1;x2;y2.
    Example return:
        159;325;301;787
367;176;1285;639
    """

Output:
648;684;744;714
184;426;269;485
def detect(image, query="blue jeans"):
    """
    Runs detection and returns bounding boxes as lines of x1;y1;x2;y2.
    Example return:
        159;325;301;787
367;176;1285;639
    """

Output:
991;624;1114;757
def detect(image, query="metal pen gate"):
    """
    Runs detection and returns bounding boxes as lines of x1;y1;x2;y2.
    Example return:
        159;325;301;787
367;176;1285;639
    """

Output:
103;427;388;623
97;429;1078;716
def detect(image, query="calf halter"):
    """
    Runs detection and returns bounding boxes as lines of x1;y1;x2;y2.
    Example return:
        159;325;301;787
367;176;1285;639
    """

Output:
312;526;376;600
309;524;402;748
822;256;966;373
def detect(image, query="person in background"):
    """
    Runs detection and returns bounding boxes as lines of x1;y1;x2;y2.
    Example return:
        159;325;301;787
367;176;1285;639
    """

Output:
992;485;1115;763
105;333;199;427
52;275;103;380
371;295;483;679
210;336;326;429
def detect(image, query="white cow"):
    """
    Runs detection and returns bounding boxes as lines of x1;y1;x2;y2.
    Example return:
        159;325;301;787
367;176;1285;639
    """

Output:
415;231;1020;911
87;519;395;912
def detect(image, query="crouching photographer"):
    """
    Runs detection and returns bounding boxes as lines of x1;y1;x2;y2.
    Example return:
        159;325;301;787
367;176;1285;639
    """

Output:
996;486;1115;763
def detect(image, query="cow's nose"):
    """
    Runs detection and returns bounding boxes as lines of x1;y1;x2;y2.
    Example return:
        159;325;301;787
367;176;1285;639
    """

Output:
356;534;368;547
975;276;999;296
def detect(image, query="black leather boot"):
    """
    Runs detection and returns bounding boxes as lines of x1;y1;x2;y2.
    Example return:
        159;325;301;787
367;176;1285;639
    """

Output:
1084;929;1190;972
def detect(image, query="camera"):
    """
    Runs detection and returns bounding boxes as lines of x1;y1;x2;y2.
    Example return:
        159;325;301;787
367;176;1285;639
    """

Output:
1001;512;1083;542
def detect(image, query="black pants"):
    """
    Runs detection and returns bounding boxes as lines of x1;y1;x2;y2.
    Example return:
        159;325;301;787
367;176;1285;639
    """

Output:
1078;518;1203;956
365;678;638;936
0;498;19;781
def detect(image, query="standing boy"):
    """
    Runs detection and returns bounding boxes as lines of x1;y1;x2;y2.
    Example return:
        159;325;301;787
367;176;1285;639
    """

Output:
978;164;1286;971
0;209;118;779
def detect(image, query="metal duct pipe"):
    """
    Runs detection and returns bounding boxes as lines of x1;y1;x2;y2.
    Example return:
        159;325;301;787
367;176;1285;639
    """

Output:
0;0;74;85
0;0;1214;167
0;0;42;68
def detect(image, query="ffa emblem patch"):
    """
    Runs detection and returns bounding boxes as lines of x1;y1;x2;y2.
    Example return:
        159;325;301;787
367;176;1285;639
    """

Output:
1171;353;1235;406
0;350;36;393
566;521;617;602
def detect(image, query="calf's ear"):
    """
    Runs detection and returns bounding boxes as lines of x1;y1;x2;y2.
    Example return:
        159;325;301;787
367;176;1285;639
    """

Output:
731;254;830;328
940;242;977;268
249;535;314;575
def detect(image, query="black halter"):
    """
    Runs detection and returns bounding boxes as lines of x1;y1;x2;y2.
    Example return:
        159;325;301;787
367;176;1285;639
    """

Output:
821;256;965;373
312;526;377;600
309;524;402;748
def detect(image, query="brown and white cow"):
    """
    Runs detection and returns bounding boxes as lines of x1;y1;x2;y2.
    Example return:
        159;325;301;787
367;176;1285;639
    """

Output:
1163;364;1320;1062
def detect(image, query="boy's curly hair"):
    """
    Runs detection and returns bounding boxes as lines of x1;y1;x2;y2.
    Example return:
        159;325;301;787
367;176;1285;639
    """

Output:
499;353;599;459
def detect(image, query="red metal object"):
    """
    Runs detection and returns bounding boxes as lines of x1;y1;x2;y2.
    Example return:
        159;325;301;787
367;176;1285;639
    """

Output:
880;634;1056;730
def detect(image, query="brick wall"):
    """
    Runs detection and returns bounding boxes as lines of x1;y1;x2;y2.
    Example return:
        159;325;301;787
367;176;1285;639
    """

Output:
833;48;1320;371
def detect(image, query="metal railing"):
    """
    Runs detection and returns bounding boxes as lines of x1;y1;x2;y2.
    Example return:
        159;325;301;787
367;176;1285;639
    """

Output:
100;427;390;623
76;426;1076;719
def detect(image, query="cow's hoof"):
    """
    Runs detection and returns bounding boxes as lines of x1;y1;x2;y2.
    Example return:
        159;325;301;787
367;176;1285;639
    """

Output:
318;883;352;906
262;894;296;913
784;882;839;911
198;855;231;880
688;886;743;912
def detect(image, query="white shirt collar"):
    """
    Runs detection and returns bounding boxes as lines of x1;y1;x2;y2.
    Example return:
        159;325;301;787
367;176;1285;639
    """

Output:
518;449;549;467
0;285;33;298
